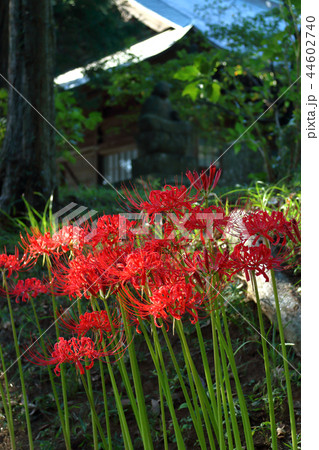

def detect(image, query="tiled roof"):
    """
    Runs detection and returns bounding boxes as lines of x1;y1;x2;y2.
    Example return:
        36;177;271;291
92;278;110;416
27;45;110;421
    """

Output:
55;26;192;89
55;0;279;89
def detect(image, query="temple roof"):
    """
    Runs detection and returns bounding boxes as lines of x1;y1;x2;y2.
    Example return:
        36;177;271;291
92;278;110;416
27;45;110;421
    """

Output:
55;0;279;89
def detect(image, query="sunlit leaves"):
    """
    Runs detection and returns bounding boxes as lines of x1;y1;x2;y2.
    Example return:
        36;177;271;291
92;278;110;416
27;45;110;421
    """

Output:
174;65;201;82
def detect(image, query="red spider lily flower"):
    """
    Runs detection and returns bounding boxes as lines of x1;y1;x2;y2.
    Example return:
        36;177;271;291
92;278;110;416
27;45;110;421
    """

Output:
228;243;281;282
284;218;301;245
189;247;231;281
115;249;163;289
241;210;293;246
51;225;88;252
91;214;137;248
180;249;229;307
20;229;61;258
27;336;116;376
52;253;106;299
0;248;32;278
20;226;88;259
58;310;119;343
122;184;197;215
10;278;49;302
52;244;133;299
186;164;222;192
184;205;226;242
178;251;206;290
120;281;203;328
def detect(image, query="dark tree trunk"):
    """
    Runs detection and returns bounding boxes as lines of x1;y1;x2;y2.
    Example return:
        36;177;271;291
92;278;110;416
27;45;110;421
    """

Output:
0;0;57;213
0;0;9;86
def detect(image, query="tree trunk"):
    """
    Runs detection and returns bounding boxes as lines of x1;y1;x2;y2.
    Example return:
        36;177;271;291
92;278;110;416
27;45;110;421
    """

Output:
0;0;57;213
0;0;9;86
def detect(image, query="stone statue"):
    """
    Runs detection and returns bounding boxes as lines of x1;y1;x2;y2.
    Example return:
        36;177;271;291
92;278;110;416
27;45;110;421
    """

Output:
133;81;198;179
137;81;194;157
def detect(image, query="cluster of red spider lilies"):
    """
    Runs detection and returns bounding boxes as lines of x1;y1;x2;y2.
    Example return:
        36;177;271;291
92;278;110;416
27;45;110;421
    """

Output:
0;165;300;377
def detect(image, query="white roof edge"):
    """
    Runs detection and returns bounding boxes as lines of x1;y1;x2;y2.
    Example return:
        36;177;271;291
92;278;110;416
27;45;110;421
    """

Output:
114;0;185;32
55;25;193;89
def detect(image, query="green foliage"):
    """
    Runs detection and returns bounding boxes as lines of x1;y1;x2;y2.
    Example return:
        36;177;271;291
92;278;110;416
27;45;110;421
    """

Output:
55;90;102;163
0;87;102;168
0;194;55;240
174;54;221;103
59;184;122;215
98;1;300;182
53;0;153;75
220;179;300;220
182;0;300;181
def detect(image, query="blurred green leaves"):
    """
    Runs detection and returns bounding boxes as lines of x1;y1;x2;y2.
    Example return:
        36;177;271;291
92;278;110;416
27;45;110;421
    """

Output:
55;90;102;163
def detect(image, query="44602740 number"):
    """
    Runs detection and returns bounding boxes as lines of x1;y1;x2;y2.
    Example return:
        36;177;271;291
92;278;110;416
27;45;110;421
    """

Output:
306;16;316;79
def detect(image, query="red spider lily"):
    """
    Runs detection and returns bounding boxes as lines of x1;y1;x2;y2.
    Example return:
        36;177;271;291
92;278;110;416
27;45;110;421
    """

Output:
120;281;203;328
52;244;133;299
177;251;206;290
0;248;32;278
184;205;226;241
20;225;89;260
285;218;301;245
27;336;117;376
91;214;137;248
241;210;294;246
122;184;197;215
228;243;281;282
51;225;88;252
52;253;106;299
114;249;164;289
20;229;61;258
186;247;231;282
58;310;119;343
186;164;222;192
10;277;49;302
179;249;229;309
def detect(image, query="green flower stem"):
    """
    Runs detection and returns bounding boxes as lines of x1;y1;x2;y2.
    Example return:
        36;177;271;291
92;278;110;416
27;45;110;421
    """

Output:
29;298;70;449
151;321;187;449
213;311;243;450
194;321;218;413
0;372;15;449
156;338;168;450
251;271;277;450
120;305;154;450
100;298;139;414
195;317;232;448
218;305;254;449
98;298;142;434
86;362;99;449
210;310;227;449
91;298;134;450
78;298;98;450
161;325;207;449
99;359;112;450
210;311;233;450
219;376;233;450
269;267;297;449
183;341;206;438
3;273;34;450
0;345;16;449
92;298;133;449
138;319;185;450
45;256;71;448
91;298;135;449
80;372;109;449
103;350;133;450
175;320;217;449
